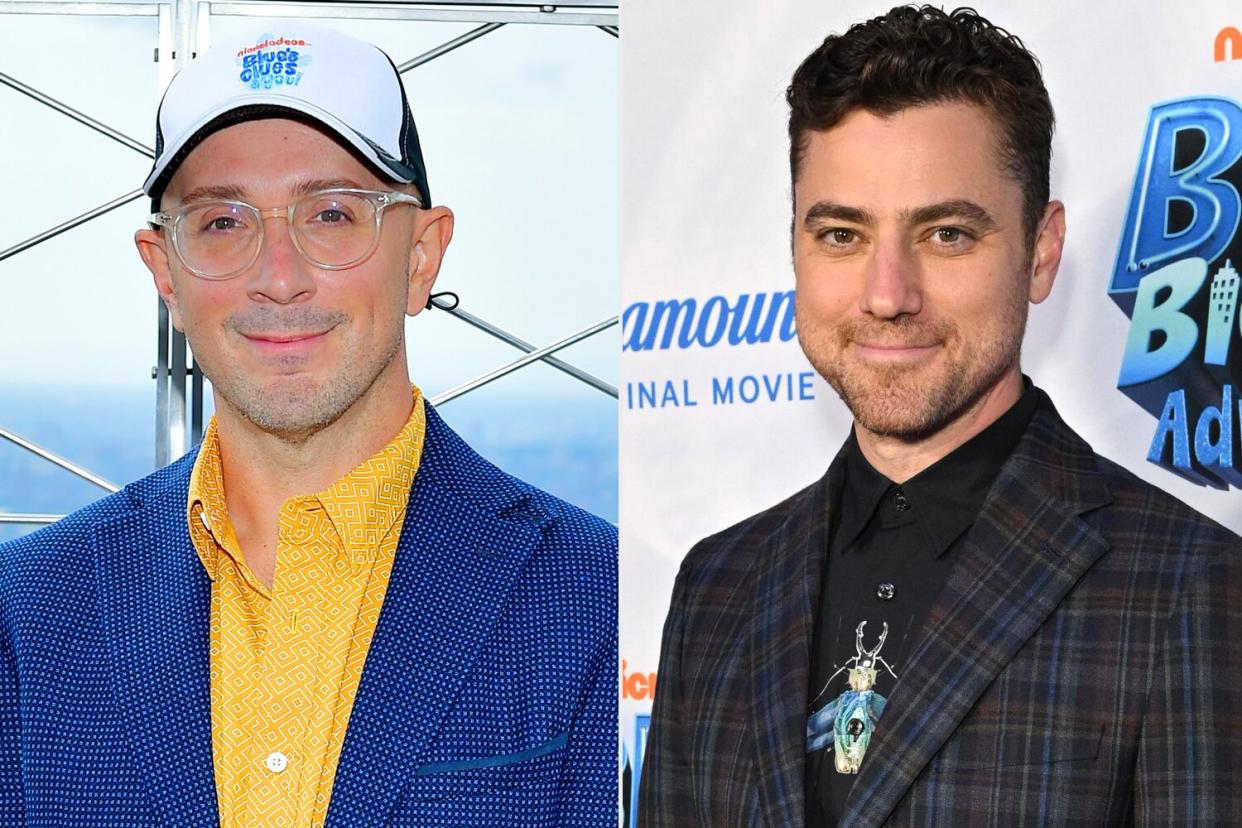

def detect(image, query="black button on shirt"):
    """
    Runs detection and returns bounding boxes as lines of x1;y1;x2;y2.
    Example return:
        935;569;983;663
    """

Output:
806;384;1038;826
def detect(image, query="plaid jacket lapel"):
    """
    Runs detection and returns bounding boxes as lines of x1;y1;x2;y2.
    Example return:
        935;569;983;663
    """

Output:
840;397;1113;827
747;455;842;827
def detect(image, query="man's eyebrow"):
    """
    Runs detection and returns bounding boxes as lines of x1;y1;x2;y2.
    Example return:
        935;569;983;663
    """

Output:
803;201;876;227
291;177;372;196
175;184;248;205
173;178;374;206
904;200;998;230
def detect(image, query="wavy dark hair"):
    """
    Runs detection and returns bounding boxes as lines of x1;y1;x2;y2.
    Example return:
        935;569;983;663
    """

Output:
786;5;1054;241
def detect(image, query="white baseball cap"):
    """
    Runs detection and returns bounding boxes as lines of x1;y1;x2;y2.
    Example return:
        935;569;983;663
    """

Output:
143;22;431;206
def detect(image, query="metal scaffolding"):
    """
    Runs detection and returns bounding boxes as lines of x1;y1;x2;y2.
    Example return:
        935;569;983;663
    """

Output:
0;0;618;528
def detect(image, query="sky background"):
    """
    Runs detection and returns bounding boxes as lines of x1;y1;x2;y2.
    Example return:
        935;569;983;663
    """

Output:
0;1;618;516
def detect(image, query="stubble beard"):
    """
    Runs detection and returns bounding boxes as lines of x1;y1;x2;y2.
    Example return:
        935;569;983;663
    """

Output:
796;293;1028;443
193;306;405;445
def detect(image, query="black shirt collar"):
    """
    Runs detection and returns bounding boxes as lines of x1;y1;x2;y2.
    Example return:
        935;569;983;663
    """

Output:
835;379;1040;557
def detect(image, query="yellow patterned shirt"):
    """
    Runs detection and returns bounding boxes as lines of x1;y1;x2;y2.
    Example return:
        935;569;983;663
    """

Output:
187;389;425;828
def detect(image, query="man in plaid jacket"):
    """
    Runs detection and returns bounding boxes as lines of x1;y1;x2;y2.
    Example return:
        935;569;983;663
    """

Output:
639;7;1242;826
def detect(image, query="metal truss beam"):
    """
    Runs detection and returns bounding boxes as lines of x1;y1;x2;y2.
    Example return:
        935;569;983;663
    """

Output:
391;15;615;401
397;20;503;71
0;189;145;264
0;427;120;492
0;3;164;16
205;1;616;26
0;514;63;525
431;296;616;397
0;71;154;158
431;315;617;405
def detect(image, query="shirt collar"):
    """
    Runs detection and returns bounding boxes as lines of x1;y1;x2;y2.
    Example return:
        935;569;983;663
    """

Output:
317;390;426;566
835;434;893;553
187;385;427;577
187;418;229;580
836;379;1039;557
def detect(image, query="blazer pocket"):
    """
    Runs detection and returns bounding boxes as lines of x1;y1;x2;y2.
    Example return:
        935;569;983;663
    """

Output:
932;723;1104;774
403;730;569;803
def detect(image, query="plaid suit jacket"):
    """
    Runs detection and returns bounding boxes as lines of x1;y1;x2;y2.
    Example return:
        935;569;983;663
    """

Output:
638;390;1242;827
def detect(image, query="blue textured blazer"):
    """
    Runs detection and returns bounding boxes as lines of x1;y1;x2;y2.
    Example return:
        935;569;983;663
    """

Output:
0;404;617;827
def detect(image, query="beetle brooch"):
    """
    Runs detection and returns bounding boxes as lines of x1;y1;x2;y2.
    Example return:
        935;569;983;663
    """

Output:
806;620;899;773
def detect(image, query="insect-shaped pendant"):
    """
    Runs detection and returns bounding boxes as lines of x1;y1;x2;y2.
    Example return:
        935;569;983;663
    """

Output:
806;620;899;774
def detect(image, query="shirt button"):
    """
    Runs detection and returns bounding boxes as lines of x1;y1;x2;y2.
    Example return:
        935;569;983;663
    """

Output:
877;582;896;601
264;751;289;773
893;489;910;512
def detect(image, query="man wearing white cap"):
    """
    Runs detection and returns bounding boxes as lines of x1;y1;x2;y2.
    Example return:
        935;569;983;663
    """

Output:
0;23;616;828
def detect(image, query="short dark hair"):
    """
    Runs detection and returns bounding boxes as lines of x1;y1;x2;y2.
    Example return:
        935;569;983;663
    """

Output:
786;5;1054;241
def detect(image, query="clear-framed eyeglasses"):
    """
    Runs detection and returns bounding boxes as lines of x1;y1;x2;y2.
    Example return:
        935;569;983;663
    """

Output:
148;188;423;280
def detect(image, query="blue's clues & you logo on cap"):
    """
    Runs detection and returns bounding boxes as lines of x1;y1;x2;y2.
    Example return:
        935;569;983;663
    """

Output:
236;35;310;89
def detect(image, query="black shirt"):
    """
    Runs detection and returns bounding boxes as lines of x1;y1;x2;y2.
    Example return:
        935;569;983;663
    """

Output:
805;384;1039;826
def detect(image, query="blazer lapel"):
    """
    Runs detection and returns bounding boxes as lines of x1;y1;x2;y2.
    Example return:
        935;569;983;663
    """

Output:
326;408;547;827
840;401;1113;827
95;458;219;827
749;457;842;827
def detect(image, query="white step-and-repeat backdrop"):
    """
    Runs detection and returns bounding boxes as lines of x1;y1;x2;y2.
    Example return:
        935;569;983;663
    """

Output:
618;1;1242;822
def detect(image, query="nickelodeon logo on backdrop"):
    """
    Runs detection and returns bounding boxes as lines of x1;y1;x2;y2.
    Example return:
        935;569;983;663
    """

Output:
1110;96;1242;487
620;659;657;701
1215;27;1241;62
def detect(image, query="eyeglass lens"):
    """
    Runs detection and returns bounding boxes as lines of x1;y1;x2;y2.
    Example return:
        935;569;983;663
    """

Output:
174;192;382;278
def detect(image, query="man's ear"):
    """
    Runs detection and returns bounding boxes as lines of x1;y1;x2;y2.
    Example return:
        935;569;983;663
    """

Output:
135;228;185;331
406;206;455;316
1028;200;1066;305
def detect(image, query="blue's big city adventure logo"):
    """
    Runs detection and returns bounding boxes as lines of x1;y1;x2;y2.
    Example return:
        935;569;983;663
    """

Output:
1111;96;1242;487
